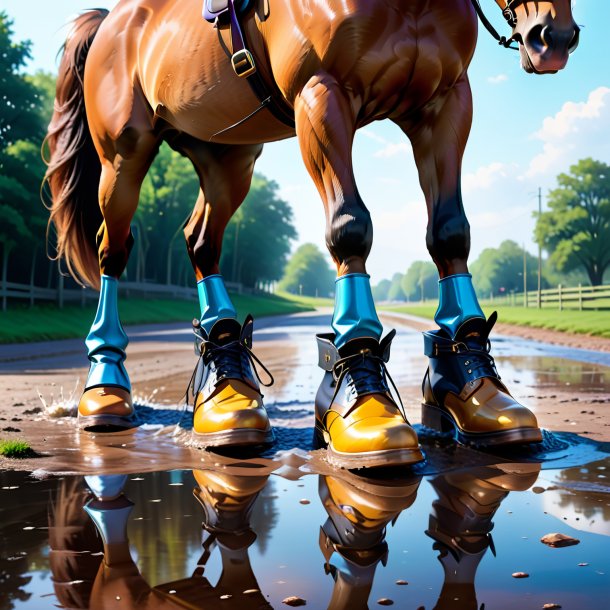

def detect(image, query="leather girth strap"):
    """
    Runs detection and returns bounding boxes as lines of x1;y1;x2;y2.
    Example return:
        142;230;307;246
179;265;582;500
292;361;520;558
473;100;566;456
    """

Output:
226;0;295;130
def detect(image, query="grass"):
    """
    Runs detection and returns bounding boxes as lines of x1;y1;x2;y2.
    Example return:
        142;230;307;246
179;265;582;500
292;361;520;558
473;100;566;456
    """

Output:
275;290;334;308
382;303;610;338
0;292;313;344
0;439;35;459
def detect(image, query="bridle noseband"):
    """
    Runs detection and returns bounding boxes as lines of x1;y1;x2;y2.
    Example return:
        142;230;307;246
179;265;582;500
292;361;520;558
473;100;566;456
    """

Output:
471;0;532;50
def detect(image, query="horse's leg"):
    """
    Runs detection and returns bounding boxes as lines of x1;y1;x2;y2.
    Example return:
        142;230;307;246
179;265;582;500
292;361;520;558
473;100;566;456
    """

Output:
397;76;542;446
78;128;160;430
294;73;422;468
179;140;272;447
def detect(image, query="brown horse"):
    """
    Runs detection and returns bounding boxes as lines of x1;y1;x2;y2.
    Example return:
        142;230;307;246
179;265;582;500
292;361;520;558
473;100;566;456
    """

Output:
44;0;577;453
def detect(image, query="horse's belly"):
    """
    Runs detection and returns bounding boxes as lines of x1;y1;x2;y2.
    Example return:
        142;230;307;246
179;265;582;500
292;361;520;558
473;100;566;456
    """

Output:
140;5;294;145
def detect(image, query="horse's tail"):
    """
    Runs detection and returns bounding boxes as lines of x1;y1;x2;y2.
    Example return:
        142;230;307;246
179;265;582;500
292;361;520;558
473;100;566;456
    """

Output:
43;9;109;290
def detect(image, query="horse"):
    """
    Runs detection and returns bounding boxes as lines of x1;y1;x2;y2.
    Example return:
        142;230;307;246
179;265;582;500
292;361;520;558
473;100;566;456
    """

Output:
45;0;578;466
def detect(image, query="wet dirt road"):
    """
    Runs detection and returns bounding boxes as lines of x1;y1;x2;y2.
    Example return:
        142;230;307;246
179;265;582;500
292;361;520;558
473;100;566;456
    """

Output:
1;312;610;609
0;310;609;474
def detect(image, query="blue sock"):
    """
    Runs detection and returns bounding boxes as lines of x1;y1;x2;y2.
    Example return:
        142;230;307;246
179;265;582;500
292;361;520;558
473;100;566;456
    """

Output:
85;275;130;390
332;273;382;349
197;274;237;333
435;273;485;339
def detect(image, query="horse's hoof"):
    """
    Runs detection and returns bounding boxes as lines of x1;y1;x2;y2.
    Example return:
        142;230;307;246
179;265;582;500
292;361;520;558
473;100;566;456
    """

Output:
193;379;273;447
314;333;424;470
78;386;138;432
422;315;542;448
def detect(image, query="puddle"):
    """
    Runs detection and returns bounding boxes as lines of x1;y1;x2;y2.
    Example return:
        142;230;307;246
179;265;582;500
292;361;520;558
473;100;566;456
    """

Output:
2;455;610;610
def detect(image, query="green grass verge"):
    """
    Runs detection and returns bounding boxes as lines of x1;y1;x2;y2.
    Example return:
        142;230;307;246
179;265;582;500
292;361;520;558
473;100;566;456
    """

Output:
382;303;610;338
275;290;334;308
0;292;313;344
0;439;35;459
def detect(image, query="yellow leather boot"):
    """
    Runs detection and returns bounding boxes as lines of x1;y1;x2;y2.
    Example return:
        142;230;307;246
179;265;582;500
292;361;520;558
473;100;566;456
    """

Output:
315;331;423;469
191;315;274;447
422;313;542;447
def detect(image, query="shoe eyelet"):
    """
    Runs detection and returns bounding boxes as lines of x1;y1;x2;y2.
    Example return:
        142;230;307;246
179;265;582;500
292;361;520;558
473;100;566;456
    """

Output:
468;369;472;374
464;360;470;366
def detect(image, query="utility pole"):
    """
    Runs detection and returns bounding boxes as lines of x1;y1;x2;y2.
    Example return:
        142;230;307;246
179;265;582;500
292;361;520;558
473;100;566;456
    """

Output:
537;186;542;309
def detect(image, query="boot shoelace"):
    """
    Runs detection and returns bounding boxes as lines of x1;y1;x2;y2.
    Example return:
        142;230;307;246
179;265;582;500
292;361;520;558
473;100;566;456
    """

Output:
184;337;274;408
330;350;407;422
457;338;500;380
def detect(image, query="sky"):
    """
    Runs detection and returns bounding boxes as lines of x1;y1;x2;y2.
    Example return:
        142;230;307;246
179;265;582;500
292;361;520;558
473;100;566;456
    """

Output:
4;0;609;284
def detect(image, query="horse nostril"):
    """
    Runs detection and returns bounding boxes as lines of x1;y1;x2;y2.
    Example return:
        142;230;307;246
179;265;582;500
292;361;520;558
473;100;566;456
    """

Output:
568;27;580;54
541;25;553;49
526;24;545;52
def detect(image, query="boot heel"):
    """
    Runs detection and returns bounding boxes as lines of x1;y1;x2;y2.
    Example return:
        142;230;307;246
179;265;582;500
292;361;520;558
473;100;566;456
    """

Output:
421;403;455;436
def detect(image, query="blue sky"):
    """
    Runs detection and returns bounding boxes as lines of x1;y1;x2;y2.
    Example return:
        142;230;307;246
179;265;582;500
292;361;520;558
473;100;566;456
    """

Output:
5;0;609;283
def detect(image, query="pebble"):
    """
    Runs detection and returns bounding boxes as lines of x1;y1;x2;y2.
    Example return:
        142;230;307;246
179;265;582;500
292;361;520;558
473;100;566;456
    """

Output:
282;596;306;607
578;563;589;567
540;533;580;548
512;572;529;578
243;589;260;595
542;604;561;609
395;580;408;585
377;599;394;606
299;499;310;505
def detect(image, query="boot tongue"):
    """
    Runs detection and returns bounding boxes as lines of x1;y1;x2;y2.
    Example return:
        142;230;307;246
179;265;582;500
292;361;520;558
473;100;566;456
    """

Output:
454;316;490;349
207;317;242;345
337;336;381;358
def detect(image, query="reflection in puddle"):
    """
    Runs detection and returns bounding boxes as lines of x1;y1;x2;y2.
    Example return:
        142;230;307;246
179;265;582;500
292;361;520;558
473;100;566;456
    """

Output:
2;457;610;609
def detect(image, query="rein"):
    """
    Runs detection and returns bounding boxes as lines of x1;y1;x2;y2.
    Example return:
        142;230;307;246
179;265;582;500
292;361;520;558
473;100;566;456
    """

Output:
470;0;528;50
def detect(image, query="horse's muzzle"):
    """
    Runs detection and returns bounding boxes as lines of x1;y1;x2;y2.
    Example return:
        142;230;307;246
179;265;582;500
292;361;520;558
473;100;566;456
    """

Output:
519;21;580;74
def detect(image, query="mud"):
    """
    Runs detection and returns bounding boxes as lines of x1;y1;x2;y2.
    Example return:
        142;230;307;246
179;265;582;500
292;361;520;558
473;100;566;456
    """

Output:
1;311;609;474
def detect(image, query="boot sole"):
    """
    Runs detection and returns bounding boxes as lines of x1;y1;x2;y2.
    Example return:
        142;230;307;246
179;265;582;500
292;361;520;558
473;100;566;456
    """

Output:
78;412;139;432
421;402;543;447
191;427;274;448
314;425;424;469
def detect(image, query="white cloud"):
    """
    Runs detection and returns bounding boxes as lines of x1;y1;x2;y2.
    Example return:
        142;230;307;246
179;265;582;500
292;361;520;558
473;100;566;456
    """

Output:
524;86;610;178
462;162;510;193
487;74;508;84
373;142;410;158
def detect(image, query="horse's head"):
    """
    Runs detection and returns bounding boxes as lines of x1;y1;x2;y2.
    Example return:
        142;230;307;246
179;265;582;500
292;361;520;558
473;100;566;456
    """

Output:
496;1;579;74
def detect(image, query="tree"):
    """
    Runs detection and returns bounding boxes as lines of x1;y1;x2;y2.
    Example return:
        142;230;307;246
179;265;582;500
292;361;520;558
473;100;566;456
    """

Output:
401;261;439;301
470;240;541;296
133;144;199;283
535;158;610;286
278;243;335;297
387;272;407;301
372;278;392;301
220;175;297;288
0;13;42;158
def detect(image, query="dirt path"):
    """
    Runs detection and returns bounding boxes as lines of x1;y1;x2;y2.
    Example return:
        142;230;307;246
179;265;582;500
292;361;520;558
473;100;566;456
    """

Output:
0;310;608;472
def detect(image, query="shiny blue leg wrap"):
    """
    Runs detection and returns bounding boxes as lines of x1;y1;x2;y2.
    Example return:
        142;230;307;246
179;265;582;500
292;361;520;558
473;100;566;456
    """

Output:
197;274;237;333
332;273;382;349
434;273;485;339
85;275;130;391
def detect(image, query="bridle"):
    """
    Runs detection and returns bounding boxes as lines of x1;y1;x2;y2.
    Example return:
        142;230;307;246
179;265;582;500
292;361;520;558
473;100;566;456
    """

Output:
470;0;531;50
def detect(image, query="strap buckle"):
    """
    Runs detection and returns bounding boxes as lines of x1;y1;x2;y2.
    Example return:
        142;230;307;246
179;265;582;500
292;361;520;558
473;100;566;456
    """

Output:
231;49;256;77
